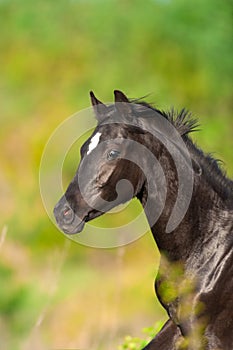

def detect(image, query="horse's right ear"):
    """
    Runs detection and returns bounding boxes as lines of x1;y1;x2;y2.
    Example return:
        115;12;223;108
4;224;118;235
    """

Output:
90;91;108;123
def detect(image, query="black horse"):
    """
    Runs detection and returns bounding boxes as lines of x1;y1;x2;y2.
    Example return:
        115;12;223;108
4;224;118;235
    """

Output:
54;91;233;350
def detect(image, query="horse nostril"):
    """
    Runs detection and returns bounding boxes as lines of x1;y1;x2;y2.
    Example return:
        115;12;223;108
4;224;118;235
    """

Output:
63;206;74;224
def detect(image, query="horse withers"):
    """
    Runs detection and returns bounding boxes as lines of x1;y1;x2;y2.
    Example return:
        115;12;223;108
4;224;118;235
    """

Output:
54;91;233;350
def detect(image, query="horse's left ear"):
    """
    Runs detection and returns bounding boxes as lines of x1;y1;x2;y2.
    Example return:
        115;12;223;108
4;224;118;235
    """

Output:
90;91;108;122
114;90;132;115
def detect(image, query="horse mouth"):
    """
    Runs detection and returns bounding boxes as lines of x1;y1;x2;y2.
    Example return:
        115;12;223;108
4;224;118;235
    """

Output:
61;220;85;235
61;208;109;234
59;209;102;235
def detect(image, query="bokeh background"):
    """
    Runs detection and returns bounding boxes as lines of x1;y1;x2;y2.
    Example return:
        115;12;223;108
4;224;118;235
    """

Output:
0;0;232;349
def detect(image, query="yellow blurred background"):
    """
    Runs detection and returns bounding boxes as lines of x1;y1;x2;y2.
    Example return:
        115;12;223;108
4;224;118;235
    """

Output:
0;0;232;349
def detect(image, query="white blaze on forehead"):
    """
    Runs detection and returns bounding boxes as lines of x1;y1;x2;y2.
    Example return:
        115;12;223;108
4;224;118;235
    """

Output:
87;132;102;155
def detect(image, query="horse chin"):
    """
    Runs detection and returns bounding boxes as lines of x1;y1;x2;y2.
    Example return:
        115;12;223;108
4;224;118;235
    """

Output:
62;220;85;235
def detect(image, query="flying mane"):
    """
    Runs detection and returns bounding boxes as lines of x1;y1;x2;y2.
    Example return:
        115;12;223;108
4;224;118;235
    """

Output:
100;98;233;203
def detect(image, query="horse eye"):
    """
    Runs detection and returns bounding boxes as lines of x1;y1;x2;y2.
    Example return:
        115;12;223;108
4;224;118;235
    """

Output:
107;150;120;160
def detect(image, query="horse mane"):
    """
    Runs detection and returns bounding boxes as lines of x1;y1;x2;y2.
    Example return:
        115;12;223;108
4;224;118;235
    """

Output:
130;99;199;136
130;99;233;203
186;137;233;202
97;97;233;202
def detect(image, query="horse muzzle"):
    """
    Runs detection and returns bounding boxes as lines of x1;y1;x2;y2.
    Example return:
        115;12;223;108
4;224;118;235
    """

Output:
53;196;85;234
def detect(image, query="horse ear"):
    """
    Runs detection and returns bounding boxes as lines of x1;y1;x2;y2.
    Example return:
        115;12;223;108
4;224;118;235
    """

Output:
114;90;129;103
114;90;132;115
90;91;108;122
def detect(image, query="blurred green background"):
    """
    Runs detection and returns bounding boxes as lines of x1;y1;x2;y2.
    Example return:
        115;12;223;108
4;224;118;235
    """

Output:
0;0;232;349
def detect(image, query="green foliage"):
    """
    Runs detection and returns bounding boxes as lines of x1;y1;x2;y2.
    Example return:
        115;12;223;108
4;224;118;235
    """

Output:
0;257;45;349
118;322;164;350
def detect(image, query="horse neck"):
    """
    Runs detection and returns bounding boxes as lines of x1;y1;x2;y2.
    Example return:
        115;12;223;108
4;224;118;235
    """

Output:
137;138;232;262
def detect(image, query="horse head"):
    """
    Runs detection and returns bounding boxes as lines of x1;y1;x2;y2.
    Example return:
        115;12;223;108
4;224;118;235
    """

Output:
54;91;146;234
